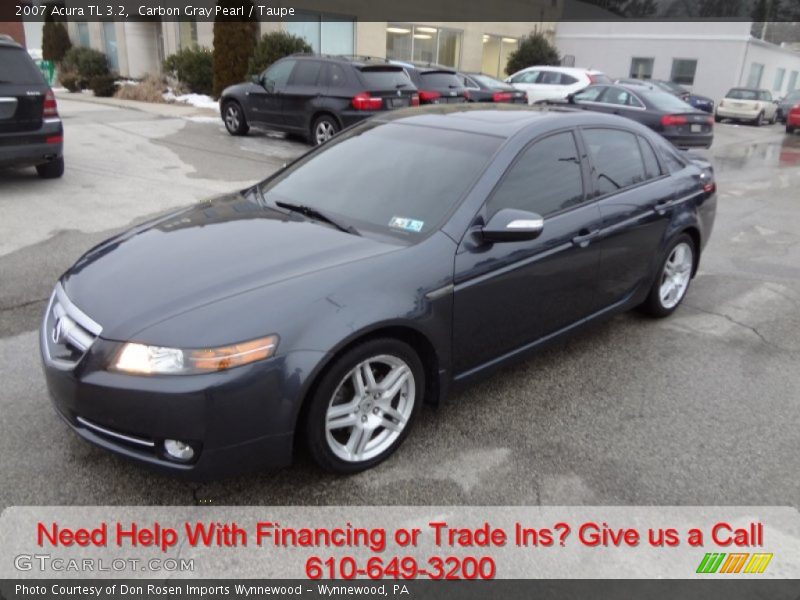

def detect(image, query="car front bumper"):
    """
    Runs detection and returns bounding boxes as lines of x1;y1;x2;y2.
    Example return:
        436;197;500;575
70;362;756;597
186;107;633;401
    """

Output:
0;119;63;169
41;324;325;480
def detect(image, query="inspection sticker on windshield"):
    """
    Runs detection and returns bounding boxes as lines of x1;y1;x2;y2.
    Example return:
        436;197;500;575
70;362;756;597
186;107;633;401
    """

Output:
389;216;424;233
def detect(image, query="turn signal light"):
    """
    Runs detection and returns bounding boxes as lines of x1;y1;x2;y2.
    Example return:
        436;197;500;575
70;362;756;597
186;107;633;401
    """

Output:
410;94;420;107
189;336;279;371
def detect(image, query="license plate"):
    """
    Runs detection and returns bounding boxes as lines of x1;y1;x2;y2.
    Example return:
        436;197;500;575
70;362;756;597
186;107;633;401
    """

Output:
389;98;408;108
691;124;702;133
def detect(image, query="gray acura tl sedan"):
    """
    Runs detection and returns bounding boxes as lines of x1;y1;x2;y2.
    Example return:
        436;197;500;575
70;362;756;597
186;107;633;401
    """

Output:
40;105;717;479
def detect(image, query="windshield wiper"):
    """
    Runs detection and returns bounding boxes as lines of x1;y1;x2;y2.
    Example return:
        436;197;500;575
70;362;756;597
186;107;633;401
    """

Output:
274;200;360;236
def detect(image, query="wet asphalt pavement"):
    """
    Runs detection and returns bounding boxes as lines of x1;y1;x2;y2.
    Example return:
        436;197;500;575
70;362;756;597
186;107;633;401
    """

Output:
1;98;798;509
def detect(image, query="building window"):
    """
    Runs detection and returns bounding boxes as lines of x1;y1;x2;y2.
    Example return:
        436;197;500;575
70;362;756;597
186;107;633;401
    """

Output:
773;68;785;92
789;71;799;92
76;22;90;47
385;24;462;68
481;34;519;78
747;62;764;88
102;21;119;71
178;21;198;50
630;57;654;79
285;12;354;56
670;59;697;85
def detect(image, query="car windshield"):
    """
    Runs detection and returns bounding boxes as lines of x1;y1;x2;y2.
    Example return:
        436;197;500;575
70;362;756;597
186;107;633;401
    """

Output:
420;71;463;89
726;89;760;100
0;47;46;84
472;74;508;88
637;88;694;111
261;122;502;238
359;67;413;89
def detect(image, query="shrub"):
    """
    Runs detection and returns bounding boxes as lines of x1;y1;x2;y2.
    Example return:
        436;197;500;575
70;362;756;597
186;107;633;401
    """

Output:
212;0;258;97
42;20;72;63
114;74;167;103
163;47;213;95
59;71;81;92
505;33;560;76
90;74;118;97
62;47;109;87
248;31;311;77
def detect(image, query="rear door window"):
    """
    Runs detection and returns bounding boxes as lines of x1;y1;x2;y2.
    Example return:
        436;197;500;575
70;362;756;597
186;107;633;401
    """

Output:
510;70;540;84
0;47;46;85
289;60;323;86
638;136;663;179
582;128;648;196
488;131;585;217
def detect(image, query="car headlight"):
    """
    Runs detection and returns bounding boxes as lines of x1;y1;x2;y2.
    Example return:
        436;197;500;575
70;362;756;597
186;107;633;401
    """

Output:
110;335;278;375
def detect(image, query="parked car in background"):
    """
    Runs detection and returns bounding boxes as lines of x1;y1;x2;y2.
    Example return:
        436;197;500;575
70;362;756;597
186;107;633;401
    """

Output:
715;88;777;126
505;65;610;104
389;61;468;105
616;78;714;113
776;90;800;123
0;35;64;178
220;54;419;146
560;83;713;148
459;72;527;103
40;105;717;478
786;102;800;134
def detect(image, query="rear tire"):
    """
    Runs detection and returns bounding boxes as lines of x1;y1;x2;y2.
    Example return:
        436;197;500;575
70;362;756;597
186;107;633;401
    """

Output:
311;114;339;146
770;112;777;125
223;101;249;136
714;113;721;123
788;125;796;134
305;338;424;474
36;157;64;179
641;234;696;318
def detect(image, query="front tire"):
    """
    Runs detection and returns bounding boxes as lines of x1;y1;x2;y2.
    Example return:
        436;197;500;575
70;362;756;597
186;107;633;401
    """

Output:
223;101;249;136
753;112;764;127
305;338;424;474
311;114;339;146
36;157;64;179
641;234;696;318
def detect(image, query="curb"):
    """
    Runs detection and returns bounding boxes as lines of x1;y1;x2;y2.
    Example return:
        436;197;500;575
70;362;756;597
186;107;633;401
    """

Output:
54;90;220;120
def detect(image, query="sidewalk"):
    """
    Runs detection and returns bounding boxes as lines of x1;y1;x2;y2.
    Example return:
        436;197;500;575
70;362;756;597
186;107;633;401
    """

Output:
54;89;220;119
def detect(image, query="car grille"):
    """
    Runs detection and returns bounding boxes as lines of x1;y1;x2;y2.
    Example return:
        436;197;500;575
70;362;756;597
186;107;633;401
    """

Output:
42;283;102;368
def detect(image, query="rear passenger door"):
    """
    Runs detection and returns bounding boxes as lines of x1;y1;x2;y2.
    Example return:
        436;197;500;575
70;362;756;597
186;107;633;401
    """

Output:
281;59;325;132
580;128;674;306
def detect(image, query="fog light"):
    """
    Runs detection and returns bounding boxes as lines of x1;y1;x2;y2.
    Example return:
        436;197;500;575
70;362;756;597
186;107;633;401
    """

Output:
164;439;195;461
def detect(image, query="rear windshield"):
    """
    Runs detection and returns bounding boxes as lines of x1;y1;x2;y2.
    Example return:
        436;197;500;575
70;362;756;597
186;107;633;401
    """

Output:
261;123;502;238
358;68;414;90
726;89;760;100
638;89;694;111
419;71;463;89
0;47;45;85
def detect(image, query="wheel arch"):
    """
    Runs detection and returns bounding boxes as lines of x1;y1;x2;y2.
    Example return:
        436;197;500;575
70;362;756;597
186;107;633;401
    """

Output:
680;225;702;276
310;110;343;132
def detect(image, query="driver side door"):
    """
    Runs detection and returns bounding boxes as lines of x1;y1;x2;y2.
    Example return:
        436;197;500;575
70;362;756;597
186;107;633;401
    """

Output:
452;130;603;375
247;59;296;127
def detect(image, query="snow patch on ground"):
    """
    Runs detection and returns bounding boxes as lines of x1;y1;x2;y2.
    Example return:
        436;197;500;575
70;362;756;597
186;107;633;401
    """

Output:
163;91;219;112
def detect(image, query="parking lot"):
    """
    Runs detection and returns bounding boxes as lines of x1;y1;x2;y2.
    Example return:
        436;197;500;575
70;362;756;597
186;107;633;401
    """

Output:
1;96;799;509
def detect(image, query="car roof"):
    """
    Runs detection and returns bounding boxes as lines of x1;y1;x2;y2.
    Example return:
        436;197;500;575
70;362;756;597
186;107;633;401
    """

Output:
517;65;603;75
370;103;647;138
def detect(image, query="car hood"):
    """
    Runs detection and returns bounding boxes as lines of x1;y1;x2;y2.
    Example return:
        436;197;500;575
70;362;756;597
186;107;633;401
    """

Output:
62;192;400;341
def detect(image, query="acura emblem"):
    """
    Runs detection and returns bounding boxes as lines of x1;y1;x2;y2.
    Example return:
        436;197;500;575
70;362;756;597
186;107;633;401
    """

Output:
52;316;70;345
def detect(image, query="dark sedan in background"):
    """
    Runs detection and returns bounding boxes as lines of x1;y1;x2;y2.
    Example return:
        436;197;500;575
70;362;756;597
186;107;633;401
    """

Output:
616;78;715;113
460;72;527;103
41;105;716;479
563;83;714;148
219;54;418;145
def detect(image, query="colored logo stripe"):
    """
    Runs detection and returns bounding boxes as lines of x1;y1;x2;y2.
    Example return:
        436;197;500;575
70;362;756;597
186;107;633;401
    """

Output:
696;553;772;574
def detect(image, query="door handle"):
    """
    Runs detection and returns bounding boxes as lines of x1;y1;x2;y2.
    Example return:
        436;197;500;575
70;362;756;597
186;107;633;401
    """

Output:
654;199;672;215
572;229;600;248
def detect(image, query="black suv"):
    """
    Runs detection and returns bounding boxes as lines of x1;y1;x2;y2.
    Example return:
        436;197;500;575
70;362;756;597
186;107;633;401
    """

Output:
0;35;64;178
220;54;419;146
389;62;468;105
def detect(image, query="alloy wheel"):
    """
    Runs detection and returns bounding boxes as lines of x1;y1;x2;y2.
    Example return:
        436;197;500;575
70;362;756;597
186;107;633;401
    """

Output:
659;242;693;309
315;120;336;144
225;105;240;132
325;355;415;463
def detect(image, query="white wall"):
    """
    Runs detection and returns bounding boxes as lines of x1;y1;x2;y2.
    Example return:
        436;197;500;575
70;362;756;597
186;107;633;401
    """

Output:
555;22;760;102
741;40;800;98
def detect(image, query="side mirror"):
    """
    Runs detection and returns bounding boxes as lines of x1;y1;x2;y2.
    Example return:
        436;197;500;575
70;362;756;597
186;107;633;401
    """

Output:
480;209;544;243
